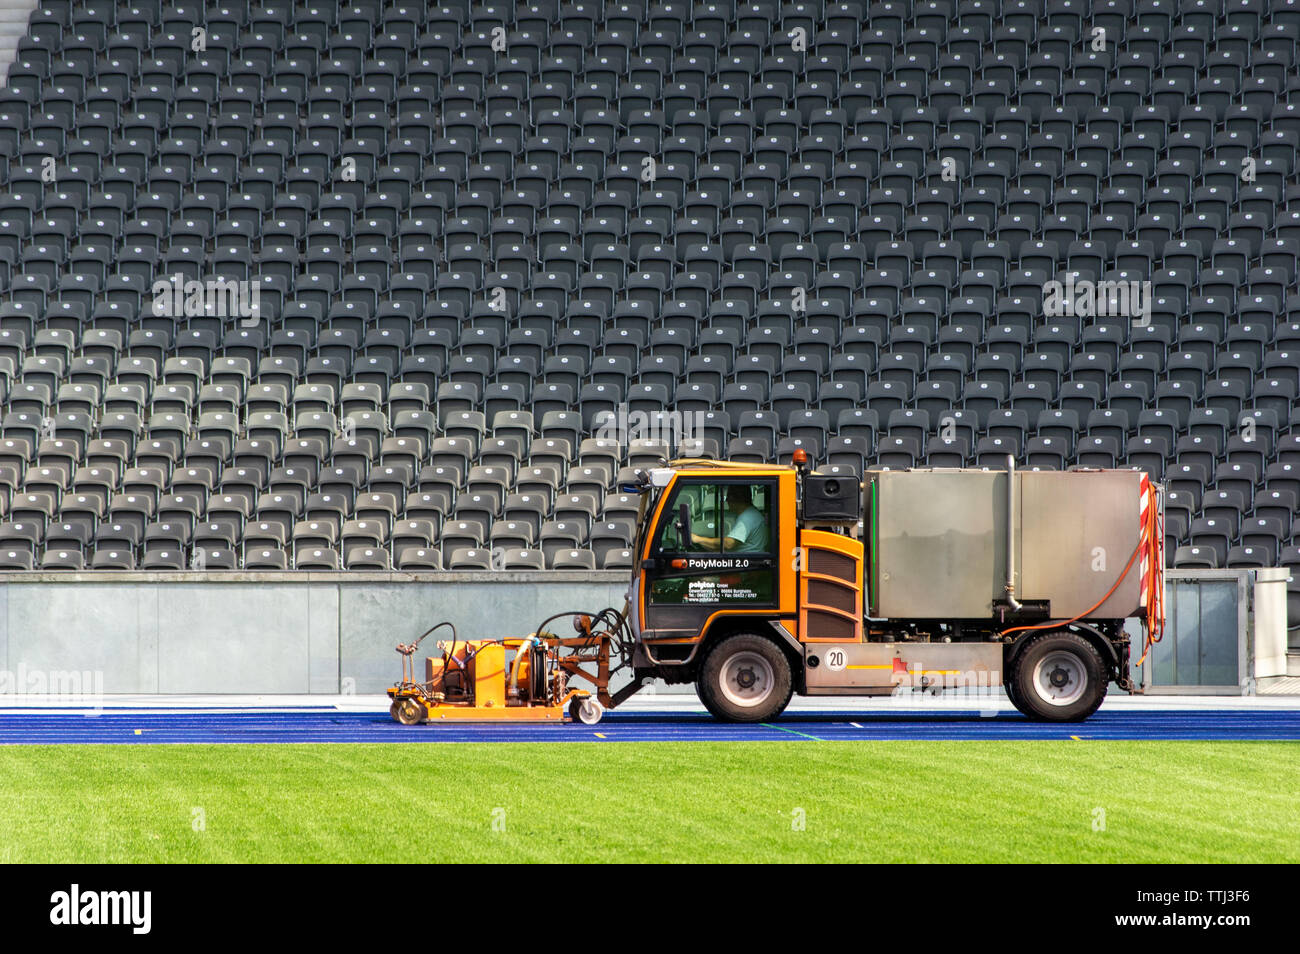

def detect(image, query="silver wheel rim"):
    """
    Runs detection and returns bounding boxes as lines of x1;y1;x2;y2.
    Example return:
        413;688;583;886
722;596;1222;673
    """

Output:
719;650;775;709
1031;650;1088;707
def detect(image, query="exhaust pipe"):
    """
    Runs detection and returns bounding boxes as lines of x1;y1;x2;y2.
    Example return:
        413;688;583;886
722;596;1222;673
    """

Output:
1004;454;1023;612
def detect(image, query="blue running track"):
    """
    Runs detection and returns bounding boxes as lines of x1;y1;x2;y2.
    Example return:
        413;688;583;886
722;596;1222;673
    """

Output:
1;708;1299;744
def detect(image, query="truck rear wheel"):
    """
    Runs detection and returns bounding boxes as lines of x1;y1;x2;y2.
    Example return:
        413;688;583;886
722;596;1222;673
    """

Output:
696;634;793;723
1010;631;1108;722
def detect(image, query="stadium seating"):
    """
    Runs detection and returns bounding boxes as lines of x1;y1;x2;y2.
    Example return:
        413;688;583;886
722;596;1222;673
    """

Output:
0;0;1297;607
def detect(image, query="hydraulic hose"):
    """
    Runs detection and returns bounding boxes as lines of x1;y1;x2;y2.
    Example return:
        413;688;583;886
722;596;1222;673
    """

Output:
396;620;459;689
508;634;538;699
1136;480;1165;665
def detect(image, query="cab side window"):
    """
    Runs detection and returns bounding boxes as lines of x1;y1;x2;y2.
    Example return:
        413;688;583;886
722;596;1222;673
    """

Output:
655;482;773;554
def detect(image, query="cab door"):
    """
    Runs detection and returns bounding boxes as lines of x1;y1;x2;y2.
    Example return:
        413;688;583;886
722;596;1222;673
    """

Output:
639;478;780;641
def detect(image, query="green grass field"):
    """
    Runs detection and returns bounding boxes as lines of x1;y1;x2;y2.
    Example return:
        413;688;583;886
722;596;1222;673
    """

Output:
0;741;1295;863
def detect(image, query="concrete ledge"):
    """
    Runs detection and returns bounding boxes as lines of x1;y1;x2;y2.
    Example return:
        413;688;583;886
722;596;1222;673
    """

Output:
5;692;1300;714
0;570;627;584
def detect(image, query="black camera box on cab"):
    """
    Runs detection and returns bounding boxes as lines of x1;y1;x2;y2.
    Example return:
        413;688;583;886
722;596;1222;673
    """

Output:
803;474;861;522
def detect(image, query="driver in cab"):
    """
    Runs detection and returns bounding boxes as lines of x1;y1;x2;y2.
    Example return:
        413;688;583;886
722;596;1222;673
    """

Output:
690;485;769;552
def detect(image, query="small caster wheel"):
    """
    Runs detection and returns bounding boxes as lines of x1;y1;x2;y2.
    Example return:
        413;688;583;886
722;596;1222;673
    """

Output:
569;697;604;725
396;698;425;725
389;701;401;721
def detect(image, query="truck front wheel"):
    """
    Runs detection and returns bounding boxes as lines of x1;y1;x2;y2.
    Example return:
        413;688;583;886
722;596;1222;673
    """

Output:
1010;631;1108;722
697;634;794;723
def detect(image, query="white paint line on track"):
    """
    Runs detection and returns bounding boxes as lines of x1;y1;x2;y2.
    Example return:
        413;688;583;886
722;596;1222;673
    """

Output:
2;691;1300;717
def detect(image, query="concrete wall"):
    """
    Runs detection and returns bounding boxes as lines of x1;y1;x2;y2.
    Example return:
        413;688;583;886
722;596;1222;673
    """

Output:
0;568;1277;694
0;571;627;693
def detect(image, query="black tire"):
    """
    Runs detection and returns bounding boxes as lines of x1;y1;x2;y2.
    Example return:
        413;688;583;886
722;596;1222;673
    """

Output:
696;633;794;723
1009;631;1108;722
1003;646;1029;711
1002;673;1023;712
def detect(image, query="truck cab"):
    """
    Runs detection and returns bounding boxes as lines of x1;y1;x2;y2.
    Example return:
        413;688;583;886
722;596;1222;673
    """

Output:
630;460;881;721
635;463;797;652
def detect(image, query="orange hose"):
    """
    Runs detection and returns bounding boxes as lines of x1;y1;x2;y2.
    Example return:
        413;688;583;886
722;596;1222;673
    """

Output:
1136;481;1165;667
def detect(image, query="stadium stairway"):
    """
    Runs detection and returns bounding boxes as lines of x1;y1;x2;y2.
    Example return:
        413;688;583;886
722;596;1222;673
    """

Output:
0;0;35;82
